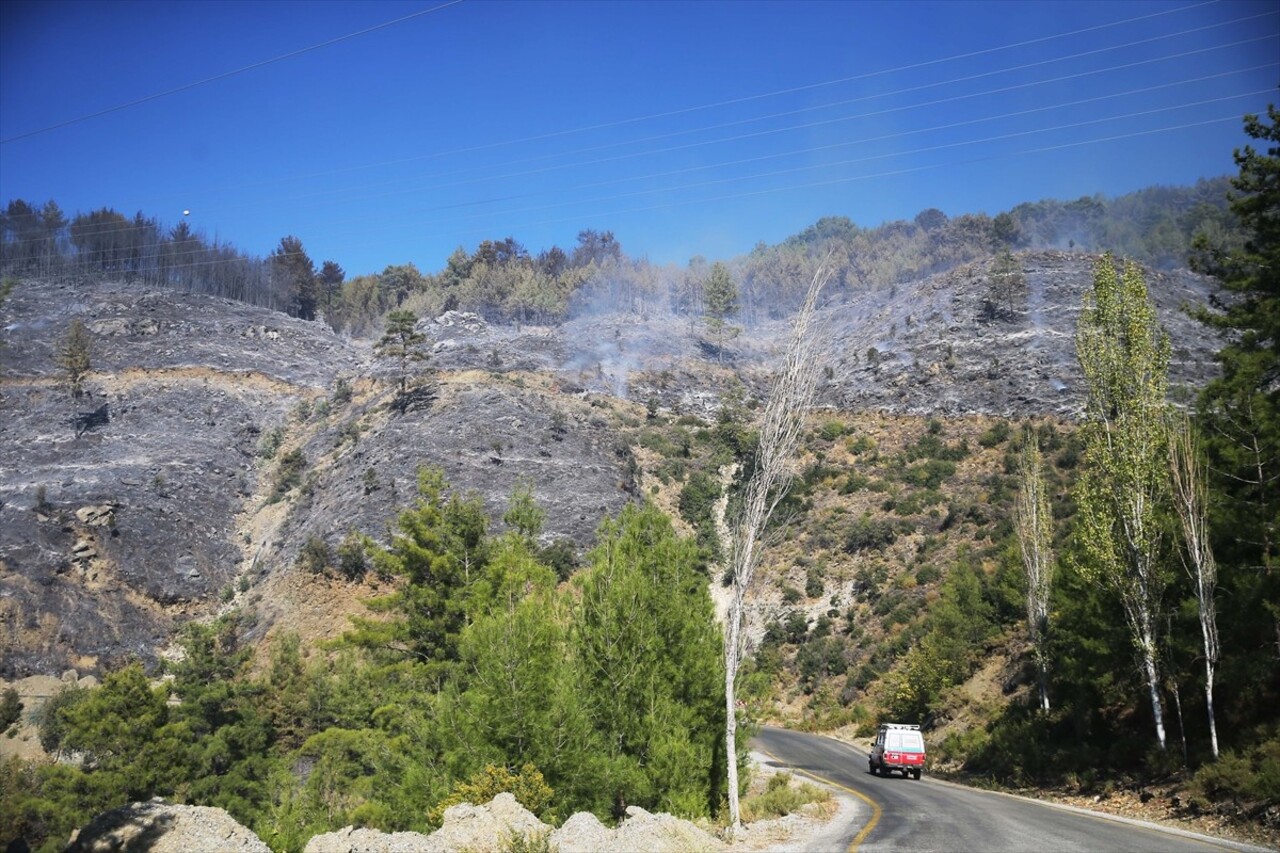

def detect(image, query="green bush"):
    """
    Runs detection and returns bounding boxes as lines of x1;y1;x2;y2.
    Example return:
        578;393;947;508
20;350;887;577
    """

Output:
740;772;830;821
978;420;1011;448
298;536;331;574
903;459;956;490
432;764;555;824
270;449;307;500
336;531;368;579
844;515;898;553
332;377;353;405
818;419;846;442
0;689;22;734
1190;737;1280;805
259;426;284;459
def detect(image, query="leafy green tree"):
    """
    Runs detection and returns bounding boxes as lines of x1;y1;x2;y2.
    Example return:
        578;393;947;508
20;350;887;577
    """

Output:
572;502;727;818
270;235;318;320
444;541;589;817
1191;104;1280;577
703;261;739;360
503;479;546;543
376;309;427;392
1074;254;1173;751
317;259;345;322
346;468;489;682
0;688;21;733
56;317;91;398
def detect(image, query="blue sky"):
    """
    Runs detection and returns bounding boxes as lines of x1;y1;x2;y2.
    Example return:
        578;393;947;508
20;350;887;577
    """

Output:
1;0;1276;278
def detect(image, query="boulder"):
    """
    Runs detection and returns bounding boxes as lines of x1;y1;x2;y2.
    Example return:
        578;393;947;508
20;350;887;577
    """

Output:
67;799;269;853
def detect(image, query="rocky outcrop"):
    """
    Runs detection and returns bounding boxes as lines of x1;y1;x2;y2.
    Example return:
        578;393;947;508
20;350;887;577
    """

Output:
302;793;723;853
66;799;270;852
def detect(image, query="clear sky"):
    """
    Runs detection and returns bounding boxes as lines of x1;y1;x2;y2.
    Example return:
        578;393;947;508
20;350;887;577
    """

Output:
1;0;1276;278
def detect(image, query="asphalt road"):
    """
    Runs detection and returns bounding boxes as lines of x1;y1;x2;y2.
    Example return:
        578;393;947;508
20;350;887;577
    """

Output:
753;727;1272;853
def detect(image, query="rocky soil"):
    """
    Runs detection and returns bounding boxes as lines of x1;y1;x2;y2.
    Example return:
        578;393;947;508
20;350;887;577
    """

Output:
56;760;855;853
0;252;1224;676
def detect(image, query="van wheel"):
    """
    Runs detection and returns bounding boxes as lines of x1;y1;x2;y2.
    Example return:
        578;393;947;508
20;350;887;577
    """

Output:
912;770;922;780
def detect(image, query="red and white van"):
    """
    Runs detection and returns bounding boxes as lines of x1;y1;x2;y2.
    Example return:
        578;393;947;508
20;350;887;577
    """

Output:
870;723;925;779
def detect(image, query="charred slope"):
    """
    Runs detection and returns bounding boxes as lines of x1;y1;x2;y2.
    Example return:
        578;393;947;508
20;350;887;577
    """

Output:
0;252;1223;676
813;250;1221;417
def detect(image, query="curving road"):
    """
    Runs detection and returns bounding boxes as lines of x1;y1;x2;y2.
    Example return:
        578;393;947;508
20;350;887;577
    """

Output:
753;727;1273;853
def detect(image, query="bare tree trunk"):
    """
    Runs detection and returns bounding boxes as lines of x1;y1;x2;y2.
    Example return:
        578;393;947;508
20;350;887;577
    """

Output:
723;262;831;833
1138;609;1169;751
1170;672;1189;767
1015;439;1055;713
1169;414;1221;758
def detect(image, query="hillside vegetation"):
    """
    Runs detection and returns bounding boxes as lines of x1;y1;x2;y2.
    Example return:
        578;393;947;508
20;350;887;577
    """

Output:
1;109;1277;851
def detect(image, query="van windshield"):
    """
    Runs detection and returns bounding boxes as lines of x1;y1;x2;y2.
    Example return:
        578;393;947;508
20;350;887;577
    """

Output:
887;731;924;753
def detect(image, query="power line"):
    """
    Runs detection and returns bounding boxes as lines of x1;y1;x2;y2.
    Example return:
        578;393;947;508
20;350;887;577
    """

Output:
55;109;1245;277
26;17;1270;242
0;0;466;145
29;87;1260;268
169;0;1225;193
266;20;1271;209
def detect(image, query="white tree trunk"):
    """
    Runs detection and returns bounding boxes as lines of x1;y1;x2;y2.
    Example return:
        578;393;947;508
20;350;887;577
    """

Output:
723;263;831;832
1139;618;1168;751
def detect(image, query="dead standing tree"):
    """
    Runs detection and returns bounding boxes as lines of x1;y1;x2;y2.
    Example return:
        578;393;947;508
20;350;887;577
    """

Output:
1169;412;1221;758
723;262;831;833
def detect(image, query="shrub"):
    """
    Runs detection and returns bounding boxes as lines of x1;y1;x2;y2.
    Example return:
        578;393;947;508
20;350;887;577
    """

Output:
332;376;353;405
818;419;846;442
298;536;331;574
915;564;942;585
903;459;956;490
432;764;554;824
844;515;898;553
978;420;1011;448
805;566;825;598
336;531;367;579
537;539;579;582
271;449;308;500
36;685;85;754
740;772;831;821
1190;737;1280;805
259;426;285;459
0;689;22;734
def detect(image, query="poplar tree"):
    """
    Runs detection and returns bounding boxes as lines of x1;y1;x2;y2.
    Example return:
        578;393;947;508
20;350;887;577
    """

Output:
1168;413;1221;758
1015;439;1054;712
723;263;830;831
1074;254;1172;750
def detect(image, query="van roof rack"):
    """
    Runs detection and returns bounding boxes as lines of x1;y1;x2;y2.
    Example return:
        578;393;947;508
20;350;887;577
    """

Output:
881;723;920;730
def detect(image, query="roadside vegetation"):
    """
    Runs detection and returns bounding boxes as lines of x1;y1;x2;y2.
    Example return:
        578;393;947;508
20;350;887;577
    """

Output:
1;474;731;852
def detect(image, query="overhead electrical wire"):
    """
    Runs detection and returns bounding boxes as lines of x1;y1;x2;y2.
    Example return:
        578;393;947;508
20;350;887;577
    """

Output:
5;0;1272;270
213;0;1222;187
36;11;1273;243
105;109;1248;276
264;20;1274;208
49;86;1266;267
